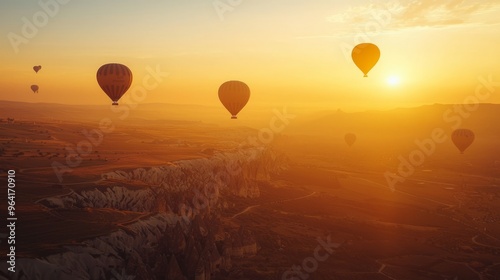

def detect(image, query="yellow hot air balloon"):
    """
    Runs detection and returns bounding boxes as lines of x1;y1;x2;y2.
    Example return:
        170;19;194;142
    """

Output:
96;63;133;105
451;129;474;154
33;65;41;73
345;133;356;147
30;85;39;93
352;43;380;77
218;80;250;119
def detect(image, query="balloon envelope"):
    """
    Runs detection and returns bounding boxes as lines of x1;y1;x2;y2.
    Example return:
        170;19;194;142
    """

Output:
352;43;380;77
96;63;133;105
33;65;41;73
30;85;39;93
345;133;356;147
218;80;250;119
451;129;474;154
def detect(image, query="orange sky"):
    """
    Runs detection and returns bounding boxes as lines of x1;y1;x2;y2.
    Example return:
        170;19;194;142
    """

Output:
1;0;499;111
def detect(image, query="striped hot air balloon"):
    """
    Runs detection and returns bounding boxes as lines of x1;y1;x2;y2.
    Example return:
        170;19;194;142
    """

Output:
218;80;250;119
96;63;133;105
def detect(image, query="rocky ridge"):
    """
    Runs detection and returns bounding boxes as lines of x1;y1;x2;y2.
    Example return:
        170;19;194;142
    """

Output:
2;148;287;280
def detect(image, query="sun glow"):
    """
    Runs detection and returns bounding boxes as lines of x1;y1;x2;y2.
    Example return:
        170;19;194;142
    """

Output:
387;76;401;86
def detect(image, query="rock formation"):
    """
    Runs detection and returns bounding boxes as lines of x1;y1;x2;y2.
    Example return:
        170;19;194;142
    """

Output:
2;148;286;280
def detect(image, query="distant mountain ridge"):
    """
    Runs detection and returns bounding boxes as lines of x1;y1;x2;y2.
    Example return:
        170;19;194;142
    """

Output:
287;103;500;138
1;101;499;135
0;100;281;128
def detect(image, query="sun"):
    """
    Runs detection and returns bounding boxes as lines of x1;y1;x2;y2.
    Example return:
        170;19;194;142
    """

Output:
387;75;401;86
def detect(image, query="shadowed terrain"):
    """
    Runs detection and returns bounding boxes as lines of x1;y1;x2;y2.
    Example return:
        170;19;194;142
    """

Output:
1;101;499;279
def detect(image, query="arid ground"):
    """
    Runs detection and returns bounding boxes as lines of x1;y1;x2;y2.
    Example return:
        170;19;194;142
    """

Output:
1;102;499;279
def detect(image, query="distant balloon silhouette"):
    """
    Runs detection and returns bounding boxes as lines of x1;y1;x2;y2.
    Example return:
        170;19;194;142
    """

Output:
33;65;41;73
451;129;475;154
352;43;380;77
345;133;356;147
30;85;39;93
96;63;133;105
218;80;250;119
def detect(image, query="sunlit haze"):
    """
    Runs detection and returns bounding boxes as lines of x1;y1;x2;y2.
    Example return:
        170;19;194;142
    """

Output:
1;0;500;112
2;2;500;279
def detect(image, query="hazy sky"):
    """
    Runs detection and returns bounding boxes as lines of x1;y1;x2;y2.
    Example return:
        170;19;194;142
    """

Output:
1;0;499;111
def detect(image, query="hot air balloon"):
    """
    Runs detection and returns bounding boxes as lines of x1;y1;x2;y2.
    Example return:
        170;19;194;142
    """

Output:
352;43;380;77
345;133;356;147
30;85;39;93
96;63;133;105
33;65;41;73
451;129;475;154
218;80;250;119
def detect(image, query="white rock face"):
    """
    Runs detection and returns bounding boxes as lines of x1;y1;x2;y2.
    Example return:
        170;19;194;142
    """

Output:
41;148;287;212
2;213;180;280
2;148;288;280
